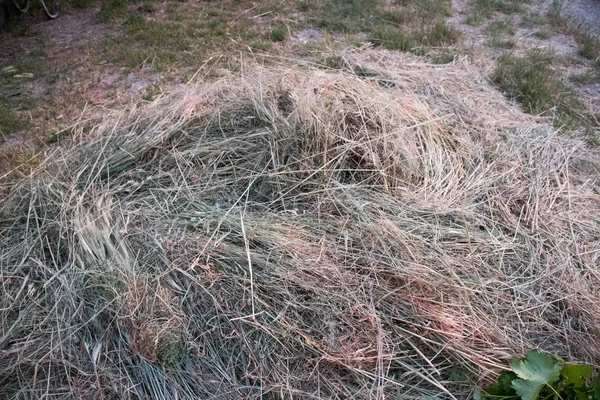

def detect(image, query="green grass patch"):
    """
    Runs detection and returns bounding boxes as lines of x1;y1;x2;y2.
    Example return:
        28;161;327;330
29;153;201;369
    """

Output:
270;24;288;42
156;329;186;367
45;127;74;144
138;1;156;13
131;20;198;50
125;12;146;33
486;19;515;48
297;0;310;12
0;104;27;137
535;29;551;39
493;49;592;131
494;0;526;14
0;64;39;137
100;0;126;21
426;21;462;46
314;0;458;52
315;0;380;33
101;1;277;72
546;2;569;31
316;0;452;32
574;30;600;61
466;0;529;26
569;71;597;85
519;11;542;28
100;0;459;73
372;25;417;51
372;21;460;51
494;50;560;113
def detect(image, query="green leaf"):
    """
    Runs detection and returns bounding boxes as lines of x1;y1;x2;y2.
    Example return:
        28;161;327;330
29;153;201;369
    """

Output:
574;388;591;400
510;350;561;400
591;375;600;399
511;379;547;400
483;370;519;398
560;364;594;388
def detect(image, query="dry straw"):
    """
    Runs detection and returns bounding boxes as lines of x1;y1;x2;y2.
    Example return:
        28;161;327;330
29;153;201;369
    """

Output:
1;50;599;399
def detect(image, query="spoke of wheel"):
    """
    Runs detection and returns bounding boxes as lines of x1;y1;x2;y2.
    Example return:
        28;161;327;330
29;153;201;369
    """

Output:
40;0;59;19
11;0;29;13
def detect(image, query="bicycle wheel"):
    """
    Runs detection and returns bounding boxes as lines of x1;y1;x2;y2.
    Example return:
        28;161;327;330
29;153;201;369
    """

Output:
11;0;29;13
39;0;59;19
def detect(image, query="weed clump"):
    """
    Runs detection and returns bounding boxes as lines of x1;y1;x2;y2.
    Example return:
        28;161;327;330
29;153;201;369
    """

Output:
270;24;288;42
493;50;589;130
0;104;27;136
575;30;600;62
485;19;515;48
372;25;417;51
427;21;462;46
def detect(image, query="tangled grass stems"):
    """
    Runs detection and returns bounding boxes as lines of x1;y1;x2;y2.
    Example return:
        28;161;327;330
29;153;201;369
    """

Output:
1;51;600;399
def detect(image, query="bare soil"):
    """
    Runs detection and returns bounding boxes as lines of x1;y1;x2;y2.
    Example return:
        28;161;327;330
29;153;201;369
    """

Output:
560;0;600;33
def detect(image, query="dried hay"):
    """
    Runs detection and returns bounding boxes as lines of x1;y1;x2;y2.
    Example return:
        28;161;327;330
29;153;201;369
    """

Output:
1;50;599;399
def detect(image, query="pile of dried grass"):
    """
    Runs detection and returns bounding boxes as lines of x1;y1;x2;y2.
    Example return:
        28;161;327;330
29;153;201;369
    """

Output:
1;51;599;399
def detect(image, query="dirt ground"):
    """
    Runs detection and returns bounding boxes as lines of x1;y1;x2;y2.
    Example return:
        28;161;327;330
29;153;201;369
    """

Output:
561;0;600;33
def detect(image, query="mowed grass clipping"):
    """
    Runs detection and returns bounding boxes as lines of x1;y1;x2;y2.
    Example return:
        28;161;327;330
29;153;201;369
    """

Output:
2;52;600;399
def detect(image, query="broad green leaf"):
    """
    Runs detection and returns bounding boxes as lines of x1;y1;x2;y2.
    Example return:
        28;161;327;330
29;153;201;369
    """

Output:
510;350;560;400
511;379;550;400
560;364;594;388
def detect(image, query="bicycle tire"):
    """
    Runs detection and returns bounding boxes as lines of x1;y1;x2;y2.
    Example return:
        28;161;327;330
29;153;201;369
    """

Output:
11;0;29;13
39;0;59;19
